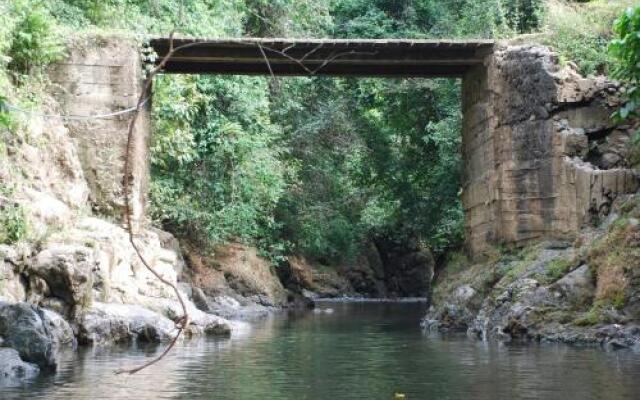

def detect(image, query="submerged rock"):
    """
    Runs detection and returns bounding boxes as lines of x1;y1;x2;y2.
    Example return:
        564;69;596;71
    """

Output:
0;302;73;370
0;348;39;383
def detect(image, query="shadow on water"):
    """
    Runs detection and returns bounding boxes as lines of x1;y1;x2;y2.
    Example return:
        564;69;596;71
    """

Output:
2;302;640;400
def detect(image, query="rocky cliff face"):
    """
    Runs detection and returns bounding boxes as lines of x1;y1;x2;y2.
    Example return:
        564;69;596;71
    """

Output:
178;242;294;319
274;239;434;300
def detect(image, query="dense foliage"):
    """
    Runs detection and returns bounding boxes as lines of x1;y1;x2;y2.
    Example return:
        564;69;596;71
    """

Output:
541;0;637;76
150;75;290;255
0;0;635;264
610;5;640;127
149;0;509;262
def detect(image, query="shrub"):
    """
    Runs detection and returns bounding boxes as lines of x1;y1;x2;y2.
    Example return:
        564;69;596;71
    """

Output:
541;0;635;76
609;4;640;147
0;202;27;245
7;1;64;75
587;217;640;309
544;257;574;283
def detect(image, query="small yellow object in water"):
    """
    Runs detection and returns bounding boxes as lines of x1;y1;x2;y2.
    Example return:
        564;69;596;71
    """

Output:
394;394;406;399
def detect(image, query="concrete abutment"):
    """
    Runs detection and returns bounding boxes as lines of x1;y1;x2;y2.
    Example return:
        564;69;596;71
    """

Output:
462;44;639;257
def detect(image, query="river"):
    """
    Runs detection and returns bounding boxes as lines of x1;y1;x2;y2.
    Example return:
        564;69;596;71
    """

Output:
2;301;640;399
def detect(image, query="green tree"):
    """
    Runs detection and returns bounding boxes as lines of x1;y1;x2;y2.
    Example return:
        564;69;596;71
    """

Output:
150;75;289;250
7;0;64;75
610;5;640;125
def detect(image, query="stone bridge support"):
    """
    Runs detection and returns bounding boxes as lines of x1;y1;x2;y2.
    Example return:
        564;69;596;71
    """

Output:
50;36;150;232
462;45;639;257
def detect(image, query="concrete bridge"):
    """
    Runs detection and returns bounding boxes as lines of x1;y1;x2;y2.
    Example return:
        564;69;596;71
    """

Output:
148;37;493;76
49;36;639;258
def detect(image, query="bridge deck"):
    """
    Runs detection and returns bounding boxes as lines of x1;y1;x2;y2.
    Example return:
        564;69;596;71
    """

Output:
149;37;494;77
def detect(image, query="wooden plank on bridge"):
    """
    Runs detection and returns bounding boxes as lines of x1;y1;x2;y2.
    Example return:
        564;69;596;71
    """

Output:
149;37;494;77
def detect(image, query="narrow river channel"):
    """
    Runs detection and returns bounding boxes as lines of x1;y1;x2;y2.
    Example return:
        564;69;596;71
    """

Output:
3;301;640;400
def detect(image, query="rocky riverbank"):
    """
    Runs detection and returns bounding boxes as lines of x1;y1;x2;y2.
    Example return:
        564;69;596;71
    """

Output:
0;217;249;380
0;96;256;382
424;194;640;350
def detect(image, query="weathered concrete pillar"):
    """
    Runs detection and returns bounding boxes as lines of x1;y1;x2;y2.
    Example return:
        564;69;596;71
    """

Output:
462;44;639;258
461;62;501;257
50;36;150;232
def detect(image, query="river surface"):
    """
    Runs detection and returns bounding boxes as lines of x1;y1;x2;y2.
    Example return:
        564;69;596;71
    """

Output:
2;301;640;400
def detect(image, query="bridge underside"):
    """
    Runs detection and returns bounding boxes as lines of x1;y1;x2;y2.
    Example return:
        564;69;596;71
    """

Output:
149;37;494;77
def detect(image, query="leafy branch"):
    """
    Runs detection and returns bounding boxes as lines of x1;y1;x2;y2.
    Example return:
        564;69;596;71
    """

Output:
609;5;640;141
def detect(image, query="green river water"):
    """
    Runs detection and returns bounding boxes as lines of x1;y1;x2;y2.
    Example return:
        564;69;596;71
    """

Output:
2;301;640;399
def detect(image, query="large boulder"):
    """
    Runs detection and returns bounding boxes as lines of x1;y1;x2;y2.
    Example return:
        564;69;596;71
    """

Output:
0;348;39;383
549;264;595;308
32;218;181;308
422;284;480;332
31;244;95;308
0;302;73;370
76;302;178;345
76;301;234;345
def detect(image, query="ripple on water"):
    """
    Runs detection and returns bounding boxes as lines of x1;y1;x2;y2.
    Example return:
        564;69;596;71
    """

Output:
2;302;640;400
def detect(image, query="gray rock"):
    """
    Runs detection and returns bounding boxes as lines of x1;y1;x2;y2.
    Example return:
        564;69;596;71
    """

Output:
453;285;476;302
550;265;595;307
602;152;622;168
423;269;504;333
423;283;482;332
191;286;211;312
0;302;72;370
39;297;70;317
202;294;271;320
40;308;75;346
597;324;640;350
470;278;554;341
0;348;39;383
31;244;96;307
76;302;177;345
186;306;233;336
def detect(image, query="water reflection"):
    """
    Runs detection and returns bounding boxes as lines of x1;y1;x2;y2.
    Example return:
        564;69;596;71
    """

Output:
2;302;640;399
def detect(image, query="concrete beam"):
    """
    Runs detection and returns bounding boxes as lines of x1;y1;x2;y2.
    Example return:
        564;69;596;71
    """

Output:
149;37;495;77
